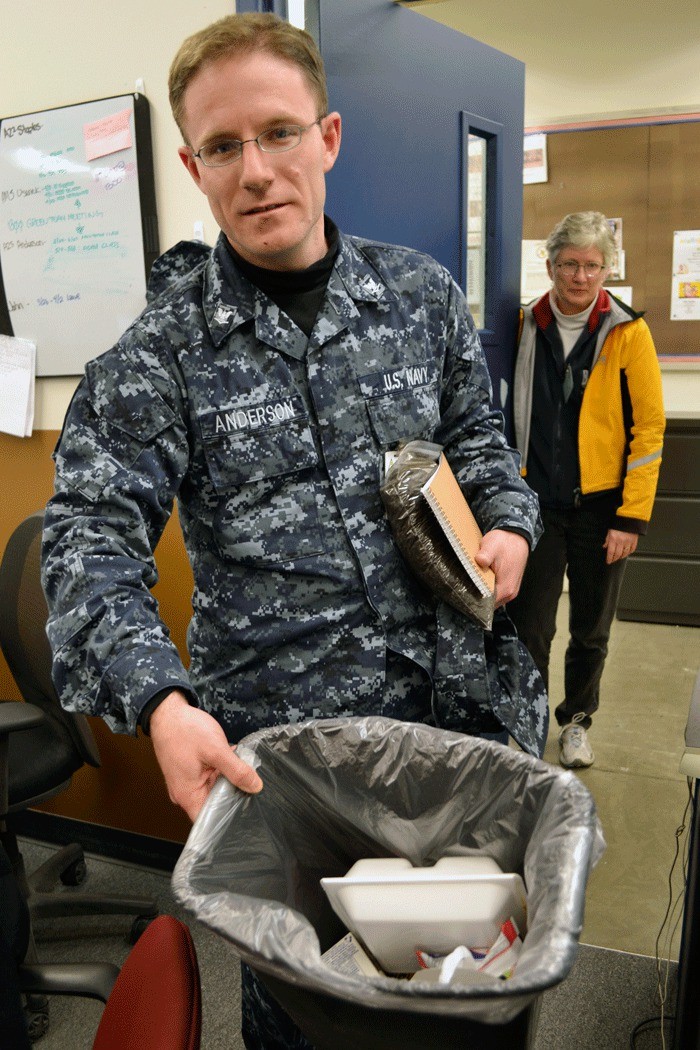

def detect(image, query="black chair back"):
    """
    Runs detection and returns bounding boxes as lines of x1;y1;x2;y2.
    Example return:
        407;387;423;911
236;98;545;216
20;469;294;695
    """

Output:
0;513;100;786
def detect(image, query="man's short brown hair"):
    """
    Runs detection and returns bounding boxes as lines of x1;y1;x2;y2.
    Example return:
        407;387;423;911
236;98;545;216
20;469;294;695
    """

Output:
169;12;329;141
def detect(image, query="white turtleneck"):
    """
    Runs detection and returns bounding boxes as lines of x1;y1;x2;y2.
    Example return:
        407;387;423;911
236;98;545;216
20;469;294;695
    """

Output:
549;291;597;359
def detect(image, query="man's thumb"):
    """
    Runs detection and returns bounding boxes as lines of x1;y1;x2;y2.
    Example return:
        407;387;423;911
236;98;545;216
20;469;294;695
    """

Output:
220;745;263;794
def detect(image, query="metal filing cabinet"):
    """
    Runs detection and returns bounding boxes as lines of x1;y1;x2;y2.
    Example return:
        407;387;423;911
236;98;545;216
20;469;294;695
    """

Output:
617;413;700;626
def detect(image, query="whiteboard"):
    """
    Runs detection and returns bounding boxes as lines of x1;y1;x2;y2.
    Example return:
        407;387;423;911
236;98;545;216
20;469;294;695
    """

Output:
0;94;159;376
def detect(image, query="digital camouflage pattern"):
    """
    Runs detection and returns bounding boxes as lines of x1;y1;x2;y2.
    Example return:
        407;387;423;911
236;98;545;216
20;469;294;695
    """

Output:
42;230;547;755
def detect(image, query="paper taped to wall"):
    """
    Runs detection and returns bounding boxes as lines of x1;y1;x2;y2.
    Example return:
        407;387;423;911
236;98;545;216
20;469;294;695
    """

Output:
0;334;35;437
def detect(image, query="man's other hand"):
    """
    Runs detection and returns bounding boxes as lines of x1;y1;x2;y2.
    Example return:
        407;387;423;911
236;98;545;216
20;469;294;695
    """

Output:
475;529;530;607
149;691;263;822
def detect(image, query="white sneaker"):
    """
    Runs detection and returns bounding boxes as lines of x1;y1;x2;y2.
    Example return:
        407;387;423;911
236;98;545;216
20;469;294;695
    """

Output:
558;713;594;768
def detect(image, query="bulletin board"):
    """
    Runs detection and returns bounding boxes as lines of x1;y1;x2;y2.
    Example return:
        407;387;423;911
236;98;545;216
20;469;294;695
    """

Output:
0;93;159;376
522;119;700;363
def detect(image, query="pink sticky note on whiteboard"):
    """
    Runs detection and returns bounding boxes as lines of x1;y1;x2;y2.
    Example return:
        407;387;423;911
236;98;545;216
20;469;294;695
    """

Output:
84;108;132;161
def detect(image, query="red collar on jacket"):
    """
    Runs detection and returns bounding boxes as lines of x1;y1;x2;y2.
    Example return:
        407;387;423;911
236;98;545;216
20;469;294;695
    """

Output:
532;287;611;334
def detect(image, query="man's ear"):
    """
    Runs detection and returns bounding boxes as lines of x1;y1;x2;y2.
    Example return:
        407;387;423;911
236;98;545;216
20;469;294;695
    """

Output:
321;112;342;175
178;146;204;190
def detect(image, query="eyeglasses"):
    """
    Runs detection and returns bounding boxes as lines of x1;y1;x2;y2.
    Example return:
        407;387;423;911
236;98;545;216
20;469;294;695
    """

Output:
191;119;324;168
555;261;607;279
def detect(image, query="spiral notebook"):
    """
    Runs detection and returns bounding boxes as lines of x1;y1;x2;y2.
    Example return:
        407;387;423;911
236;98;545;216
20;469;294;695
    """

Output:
420;454;495;600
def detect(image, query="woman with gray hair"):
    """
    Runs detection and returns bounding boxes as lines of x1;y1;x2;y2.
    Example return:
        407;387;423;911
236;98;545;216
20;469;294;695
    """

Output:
509;211;665;768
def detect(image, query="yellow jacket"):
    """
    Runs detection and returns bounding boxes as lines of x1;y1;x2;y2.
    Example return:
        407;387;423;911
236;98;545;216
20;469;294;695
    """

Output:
514;292;665;530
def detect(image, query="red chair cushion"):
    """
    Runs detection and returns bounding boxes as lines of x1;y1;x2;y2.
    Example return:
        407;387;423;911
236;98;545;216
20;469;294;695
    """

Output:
92;915;201;1050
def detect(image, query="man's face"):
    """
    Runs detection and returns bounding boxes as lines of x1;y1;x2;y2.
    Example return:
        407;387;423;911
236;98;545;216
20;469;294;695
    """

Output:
546;246;608;316
178;50;341;271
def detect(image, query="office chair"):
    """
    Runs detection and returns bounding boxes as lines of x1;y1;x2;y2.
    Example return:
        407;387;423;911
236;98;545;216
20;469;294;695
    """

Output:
0;511;158;1038
18;913;202;1050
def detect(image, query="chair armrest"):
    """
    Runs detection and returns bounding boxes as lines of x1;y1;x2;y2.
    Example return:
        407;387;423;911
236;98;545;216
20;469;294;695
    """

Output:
0;701;44;737
18;961;120;1003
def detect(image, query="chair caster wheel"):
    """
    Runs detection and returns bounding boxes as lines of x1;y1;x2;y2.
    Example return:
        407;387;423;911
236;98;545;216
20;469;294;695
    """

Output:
60;857;87;886
129;914;155;944
25;995;49;1042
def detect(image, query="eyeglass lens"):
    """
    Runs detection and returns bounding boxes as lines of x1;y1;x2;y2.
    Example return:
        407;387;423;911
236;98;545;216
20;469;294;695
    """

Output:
559;261;604;277
197;121;320;167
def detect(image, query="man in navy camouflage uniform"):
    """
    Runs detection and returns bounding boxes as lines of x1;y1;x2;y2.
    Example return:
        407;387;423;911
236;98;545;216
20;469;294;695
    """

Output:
42;13;545;1048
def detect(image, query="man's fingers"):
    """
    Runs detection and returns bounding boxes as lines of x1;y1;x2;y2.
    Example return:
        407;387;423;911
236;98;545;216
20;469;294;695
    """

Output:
219;746;263;794
149;697;262;820
178;752;262;822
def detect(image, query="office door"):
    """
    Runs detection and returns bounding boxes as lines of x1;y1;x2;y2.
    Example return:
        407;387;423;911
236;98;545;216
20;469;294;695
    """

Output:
315;0;525;421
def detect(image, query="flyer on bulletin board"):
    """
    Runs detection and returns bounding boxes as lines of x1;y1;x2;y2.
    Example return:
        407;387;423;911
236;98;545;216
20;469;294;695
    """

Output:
670;230;700;320
523;134;547;184
520;240;549;302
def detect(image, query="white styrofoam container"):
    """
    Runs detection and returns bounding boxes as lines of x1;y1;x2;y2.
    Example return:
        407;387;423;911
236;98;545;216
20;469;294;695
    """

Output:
321;857;527;975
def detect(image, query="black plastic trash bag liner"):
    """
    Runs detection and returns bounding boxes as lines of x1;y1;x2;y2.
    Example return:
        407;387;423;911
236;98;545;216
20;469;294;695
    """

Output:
172;717;604;1048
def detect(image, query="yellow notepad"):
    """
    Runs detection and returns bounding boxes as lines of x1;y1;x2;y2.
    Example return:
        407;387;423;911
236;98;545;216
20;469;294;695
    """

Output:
420;454;496;600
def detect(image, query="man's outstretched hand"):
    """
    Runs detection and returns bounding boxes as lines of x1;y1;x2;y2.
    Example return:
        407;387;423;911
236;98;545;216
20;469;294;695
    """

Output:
149;691;263;822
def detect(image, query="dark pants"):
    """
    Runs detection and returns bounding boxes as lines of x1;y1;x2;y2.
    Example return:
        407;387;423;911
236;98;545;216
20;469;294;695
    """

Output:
507;503;628;729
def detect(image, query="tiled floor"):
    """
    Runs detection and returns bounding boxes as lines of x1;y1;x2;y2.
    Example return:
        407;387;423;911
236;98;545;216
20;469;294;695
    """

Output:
542;595;698;960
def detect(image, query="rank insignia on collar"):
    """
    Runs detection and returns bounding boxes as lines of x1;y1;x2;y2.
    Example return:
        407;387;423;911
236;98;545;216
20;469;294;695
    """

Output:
360;276;383;297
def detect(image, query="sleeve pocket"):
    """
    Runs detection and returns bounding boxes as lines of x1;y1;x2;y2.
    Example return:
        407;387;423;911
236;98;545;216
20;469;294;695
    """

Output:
86;356;177;443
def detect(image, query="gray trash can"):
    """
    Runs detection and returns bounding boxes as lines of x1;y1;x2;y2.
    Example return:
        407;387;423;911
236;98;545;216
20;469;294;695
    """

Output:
172;716;604;1050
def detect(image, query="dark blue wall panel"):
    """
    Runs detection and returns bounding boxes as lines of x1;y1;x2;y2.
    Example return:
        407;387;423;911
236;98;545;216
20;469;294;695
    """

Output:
317;0;525;410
